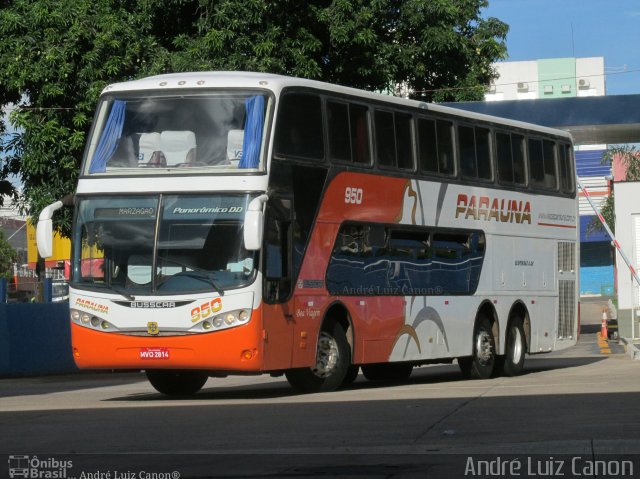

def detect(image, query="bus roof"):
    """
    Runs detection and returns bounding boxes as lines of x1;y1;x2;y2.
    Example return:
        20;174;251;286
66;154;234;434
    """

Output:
102;71;572;141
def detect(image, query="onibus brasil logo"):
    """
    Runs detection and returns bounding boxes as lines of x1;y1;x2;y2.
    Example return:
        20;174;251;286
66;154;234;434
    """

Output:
8;455;73;478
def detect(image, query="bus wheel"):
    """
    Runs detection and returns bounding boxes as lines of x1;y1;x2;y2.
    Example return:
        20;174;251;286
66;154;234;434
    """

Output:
361;363;413;382
502;318;526;377
458;315;496;379
285;322;350;393
341;365;360;388
146;370;208;396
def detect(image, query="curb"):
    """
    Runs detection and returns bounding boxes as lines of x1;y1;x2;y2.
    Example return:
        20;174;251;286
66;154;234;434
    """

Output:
621;337;640;360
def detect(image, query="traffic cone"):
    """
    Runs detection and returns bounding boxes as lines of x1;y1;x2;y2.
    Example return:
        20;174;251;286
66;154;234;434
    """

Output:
601;309;609;341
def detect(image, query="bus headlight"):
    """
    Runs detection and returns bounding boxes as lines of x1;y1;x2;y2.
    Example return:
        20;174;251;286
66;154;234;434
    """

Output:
70;308;119;332
191;309;252;333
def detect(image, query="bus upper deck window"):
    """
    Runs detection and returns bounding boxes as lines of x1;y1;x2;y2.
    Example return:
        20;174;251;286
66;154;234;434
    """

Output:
274;93;324;161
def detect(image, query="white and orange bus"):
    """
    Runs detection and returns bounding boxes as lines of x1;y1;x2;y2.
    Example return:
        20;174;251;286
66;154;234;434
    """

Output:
37;72;578;395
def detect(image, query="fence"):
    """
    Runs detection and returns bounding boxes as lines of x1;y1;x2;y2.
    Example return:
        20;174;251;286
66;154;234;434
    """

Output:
0;279;78;376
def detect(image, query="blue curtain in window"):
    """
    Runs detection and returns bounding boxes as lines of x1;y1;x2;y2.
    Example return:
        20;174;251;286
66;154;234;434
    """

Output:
88;100;126;174
239;96;265;169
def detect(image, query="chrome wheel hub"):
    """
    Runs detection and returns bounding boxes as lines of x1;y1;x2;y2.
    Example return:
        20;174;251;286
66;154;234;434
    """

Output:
475;329;494;365
511;327;523;364
312;332;339;378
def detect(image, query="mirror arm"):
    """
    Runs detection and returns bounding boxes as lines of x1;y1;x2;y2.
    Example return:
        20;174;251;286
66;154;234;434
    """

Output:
38;201;64;222
248;194;269;214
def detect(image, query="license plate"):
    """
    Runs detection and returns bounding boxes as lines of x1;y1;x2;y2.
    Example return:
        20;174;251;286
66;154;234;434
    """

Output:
139;347;170;360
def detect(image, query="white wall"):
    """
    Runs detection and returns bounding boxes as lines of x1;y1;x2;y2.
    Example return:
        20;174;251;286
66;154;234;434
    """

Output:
613;181;640;310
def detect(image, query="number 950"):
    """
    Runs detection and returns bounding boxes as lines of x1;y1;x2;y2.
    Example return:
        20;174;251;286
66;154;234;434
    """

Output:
345;187;363;205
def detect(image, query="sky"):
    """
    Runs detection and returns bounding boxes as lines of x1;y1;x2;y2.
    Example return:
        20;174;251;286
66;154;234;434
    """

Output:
483;0;640;95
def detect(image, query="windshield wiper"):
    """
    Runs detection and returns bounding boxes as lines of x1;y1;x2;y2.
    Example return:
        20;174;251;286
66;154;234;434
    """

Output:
158;258;225;296
172;270;225;297
110;286;136;301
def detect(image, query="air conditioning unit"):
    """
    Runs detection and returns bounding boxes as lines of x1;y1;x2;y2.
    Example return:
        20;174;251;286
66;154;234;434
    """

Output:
561;84;571;93
543;85;554;94
517;82;529;92
578;78;590;89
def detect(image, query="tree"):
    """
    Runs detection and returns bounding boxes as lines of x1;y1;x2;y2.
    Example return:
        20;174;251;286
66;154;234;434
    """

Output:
0;0;508;236
0;229;17;280
587;145;640;236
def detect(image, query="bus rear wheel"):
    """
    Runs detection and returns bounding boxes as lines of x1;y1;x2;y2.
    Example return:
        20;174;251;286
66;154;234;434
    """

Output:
285;322;350;393
501;318;526;377
361;363;413;382
458;315;496;380
146;370;208;396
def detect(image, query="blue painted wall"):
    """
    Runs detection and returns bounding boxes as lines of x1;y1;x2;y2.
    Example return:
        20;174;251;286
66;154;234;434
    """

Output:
575;149;609;177
0;303;79;377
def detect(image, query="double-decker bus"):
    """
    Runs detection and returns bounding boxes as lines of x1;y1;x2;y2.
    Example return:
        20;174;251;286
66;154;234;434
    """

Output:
37;72;578;395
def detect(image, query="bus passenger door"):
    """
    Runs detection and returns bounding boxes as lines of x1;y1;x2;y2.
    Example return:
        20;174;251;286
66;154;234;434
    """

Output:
261;196;295;370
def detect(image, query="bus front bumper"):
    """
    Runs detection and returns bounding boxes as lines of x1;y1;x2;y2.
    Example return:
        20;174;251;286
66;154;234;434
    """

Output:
70;321;264;372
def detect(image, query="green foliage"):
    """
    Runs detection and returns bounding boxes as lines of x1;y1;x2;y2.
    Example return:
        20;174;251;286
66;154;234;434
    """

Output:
0;229;17;280
0;0;508;237
587;144;640;236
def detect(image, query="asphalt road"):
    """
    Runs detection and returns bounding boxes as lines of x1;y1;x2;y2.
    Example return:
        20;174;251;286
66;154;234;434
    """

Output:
1;309;638;478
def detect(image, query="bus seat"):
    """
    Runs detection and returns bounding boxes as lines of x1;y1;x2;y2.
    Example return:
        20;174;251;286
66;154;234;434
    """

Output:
138;132;161;164
227;129;244;166
160;130;196;166
147;150;167;167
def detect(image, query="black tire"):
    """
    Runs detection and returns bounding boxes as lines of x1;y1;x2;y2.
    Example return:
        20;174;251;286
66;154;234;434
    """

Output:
502;318;526;377
341;365;360;388
285;322;350;393
361;362;413;382
146;370;208;396
458;314;496;380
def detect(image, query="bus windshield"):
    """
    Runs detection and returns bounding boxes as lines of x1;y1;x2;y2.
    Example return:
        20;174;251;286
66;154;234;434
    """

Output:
83;91;270;175
72;194;257;294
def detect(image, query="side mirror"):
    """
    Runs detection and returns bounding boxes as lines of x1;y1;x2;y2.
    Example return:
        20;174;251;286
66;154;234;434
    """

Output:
36;201;64;258
244;194;268;251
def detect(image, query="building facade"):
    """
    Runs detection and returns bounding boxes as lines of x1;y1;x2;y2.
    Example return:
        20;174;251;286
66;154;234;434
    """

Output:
486;57;606;101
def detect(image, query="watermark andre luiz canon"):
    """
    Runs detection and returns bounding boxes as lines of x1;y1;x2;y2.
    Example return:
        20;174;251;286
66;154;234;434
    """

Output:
464;455;634;477
7;456;180;479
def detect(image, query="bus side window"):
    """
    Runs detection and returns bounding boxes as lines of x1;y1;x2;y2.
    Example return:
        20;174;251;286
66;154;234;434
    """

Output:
459;125;492;181
350;104;371;165
274;93;324;161
542;140;558;190
512;134;526;185
458;125;477;178
436;120;455;175
419;118;454;177
528;139;545;187
475;127;492;180
395;113;413;171
529;138;558;190
328;101;351;162
418;118;438;173
559;142;575;194
496;132;514;184
328;101;371;165
375;110;396;168
497;132;525;186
